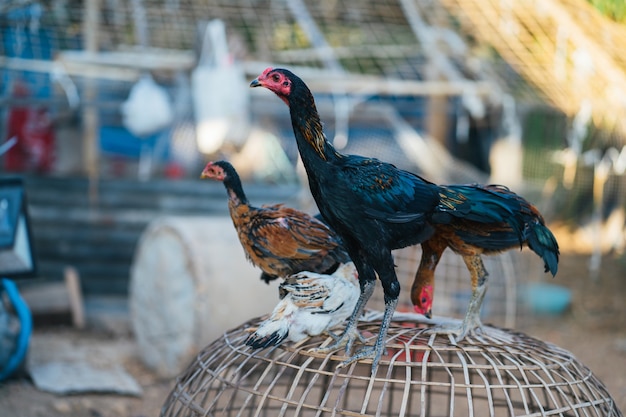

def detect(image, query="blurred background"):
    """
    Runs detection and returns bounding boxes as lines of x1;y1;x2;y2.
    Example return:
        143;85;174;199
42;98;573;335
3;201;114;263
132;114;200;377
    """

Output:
0;0;625;415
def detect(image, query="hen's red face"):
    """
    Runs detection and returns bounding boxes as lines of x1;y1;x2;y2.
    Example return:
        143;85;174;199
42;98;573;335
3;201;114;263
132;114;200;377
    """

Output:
250;68;292;104
200;162;226;181
413;285;434;318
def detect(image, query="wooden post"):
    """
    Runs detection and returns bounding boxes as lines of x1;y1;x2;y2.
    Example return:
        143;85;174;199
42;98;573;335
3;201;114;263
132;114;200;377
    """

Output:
65;266;86;329
399;0;458;146
426;83;450;146
82;0;100;203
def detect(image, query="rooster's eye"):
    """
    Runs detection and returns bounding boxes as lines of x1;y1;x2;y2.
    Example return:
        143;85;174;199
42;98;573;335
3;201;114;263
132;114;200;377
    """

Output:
272;74;280;82
421;297;427;304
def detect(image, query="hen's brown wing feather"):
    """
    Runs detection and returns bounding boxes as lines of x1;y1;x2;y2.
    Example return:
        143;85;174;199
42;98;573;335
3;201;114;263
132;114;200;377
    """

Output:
237;204;345;277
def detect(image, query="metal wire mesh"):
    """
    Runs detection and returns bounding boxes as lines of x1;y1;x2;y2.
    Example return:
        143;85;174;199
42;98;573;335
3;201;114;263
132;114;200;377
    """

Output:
11;0;618;106
0;0;478;79
440;0;626;133
161;314;622;417
1;0;500;179
0;0;538;119
3;0;625;164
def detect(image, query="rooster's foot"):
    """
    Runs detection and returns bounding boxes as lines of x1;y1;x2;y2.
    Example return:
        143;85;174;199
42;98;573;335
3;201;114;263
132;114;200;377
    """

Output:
427;272;487;343
456;316;483;342
337;297;397;376
324;328;366;344
337;340;386;376
310;326;362;355
424;318;483;343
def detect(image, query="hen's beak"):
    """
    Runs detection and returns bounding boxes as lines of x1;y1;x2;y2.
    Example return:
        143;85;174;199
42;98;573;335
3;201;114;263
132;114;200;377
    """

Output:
200;169;210;179
250;78;261;88
424;309;432;319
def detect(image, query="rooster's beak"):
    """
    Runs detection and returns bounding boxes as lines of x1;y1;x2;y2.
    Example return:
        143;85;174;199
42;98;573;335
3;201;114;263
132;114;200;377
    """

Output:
200;170;209;179
424;309;432;319
250;78;261;88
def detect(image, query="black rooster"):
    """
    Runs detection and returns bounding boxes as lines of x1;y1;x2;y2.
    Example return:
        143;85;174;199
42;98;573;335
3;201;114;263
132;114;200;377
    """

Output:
251;68;559;374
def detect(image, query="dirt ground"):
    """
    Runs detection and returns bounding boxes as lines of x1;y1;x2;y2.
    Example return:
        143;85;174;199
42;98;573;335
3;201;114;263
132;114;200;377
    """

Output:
0;241;624;417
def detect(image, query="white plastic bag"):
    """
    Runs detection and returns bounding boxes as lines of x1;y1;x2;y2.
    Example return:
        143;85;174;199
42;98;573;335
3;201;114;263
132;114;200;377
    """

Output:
121;75;174;137
192;19;250;154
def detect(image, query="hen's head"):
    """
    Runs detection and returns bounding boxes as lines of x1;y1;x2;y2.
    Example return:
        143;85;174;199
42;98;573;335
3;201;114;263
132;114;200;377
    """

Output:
200;160;229;181
413;285;434;319
250;68;294;105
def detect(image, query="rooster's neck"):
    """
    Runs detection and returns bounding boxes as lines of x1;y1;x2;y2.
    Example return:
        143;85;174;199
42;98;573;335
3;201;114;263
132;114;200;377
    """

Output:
223;171;249;207
226;184;252;229
288;88;341;165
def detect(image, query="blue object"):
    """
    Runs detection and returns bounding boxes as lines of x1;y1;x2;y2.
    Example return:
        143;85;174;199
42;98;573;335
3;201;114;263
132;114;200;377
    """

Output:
0;183;24;249
0;278;32;381
1;15;56;100
99;126;171;160
522;282;572;315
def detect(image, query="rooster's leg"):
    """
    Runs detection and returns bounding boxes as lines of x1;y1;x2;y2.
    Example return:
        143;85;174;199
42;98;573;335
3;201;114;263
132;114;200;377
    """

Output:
456;254;488;340
338;296;398;375
338;259;400;376
311;278;375;355
425;254;488;341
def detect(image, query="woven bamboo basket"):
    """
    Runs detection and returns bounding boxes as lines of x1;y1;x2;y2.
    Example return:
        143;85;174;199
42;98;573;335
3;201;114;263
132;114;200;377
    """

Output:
160;313;621;417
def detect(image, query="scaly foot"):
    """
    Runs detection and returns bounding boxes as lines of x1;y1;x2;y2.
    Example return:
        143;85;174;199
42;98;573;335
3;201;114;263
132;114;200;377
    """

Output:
427;272;488;343
424;315;483;342
326;327;367;345
337;343;384;371
424;282;486;343
310;325;363;354
456;313;483;341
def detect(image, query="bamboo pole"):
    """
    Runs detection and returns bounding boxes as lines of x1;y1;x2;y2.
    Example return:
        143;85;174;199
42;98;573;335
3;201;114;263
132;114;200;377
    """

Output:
82;0;100;204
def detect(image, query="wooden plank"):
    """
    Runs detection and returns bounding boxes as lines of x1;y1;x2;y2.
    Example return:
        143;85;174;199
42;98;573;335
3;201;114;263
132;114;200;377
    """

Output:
65;266;85;329
58;48;195;71
14;267;84;328
19;282;70;316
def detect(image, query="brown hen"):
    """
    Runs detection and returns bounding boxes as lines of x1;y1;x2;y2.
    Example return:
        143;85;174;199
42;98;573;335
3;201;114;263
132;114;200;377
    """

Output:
201;160;350;283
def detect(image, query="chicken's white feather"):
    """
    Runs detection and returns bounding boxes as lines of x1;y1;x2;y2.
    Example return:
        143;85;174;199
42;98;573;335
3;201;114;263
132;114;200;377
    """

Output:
245;262;359;349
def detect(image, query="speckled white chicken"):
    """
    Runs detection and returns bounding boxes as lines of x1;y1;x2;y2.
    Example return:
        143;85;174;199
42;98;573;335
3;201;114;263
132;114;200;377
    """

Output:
245;262;360;349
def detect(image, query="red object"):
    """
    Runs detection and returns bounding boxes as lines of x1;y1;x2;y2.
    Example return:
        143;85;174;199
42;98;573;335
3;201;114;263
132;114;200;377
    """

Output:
164;162;185;179
4;81;55;173
384;306;431;363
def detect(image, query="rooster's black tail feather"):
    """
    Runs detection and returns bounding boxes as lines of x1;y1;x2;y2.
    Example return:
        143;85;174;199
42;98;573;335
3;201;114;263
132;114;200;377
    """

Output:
526;221;560;276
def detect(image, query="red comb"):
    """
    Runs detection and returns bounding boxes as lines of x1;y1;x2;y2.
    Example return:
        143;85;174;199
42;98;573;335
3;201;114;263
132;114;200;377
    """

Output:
260;67;274;77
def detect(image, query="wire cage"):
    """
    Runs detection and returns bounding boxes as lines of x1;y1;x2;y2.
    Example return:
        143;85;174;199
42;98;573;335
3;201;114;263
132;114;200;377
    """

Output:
3;0;626;189
0;0;539;179
161;314;622;417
